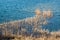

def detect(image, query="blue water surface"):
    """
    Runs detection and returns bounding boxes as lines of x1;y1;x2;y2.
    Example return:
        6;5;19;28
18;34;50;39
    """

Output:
0;0;60;32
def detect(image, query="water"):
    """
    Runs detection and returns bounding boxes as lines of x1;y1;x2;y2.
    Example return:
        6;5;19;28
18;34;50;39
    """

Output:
42;12;60;31
0;11;35;23
0;0;60;32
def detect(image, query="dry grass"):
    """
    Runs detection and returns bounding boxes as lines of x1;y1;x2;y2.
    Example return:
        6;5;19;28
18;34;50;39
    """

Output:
0;9;60;40
13;30;60;40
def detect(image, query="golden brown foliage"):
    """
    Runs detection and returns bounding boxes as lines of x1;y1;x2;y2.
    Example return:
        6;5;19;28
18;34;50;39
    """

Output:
0;9;59;40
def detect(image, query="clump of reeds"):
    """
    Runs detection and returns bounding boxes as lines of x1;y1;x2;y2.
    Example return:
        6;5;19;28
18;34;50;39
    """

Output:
1;9;60;40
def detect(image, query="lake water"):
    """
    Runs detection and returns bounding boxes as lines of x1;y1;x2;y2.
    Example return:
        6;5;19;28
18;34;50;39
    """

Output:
0;0;60;32
0;11;35;23
42;12;60;32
